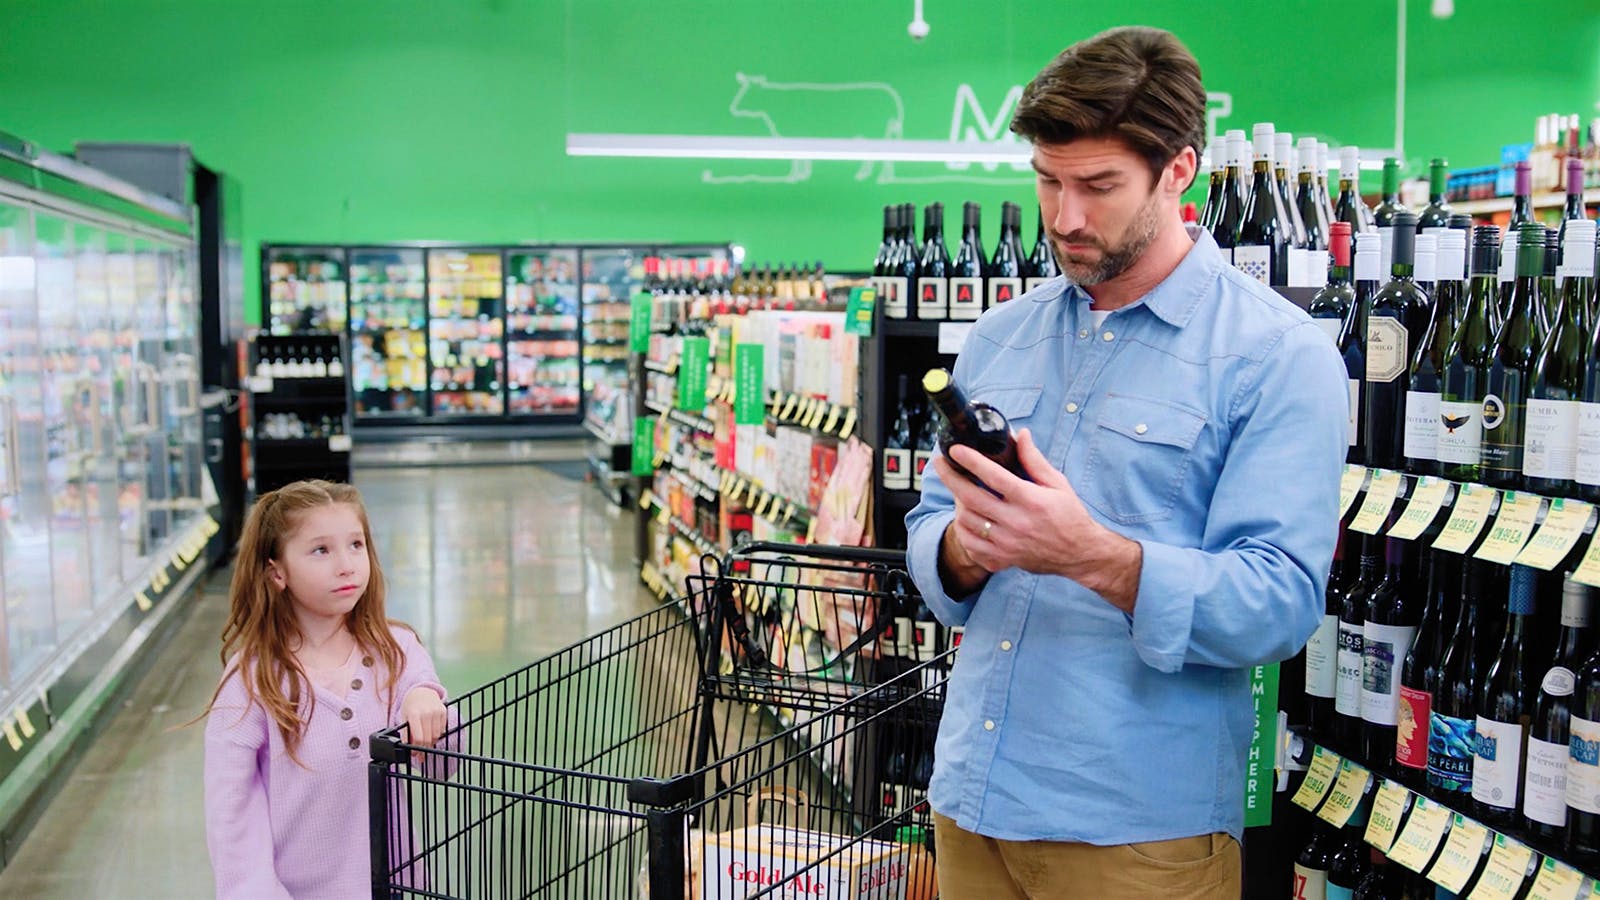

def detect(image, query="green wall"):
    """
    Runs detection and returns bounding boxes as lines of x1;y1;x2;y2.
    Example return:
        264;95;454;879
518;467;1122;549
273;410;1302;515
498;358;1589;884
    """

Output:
3;0;1597;324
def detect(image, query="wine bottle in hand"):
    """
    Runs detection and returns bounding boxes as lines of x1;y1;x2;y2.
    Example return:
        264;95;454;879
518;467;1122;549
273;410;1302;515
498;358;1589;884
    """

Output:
923;368;1025;491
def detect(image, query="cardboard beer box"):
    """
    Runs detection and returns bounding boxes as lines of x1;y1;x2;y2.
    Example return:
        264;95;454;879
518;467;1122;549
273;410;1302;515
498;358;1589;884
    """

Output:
702;825;910;900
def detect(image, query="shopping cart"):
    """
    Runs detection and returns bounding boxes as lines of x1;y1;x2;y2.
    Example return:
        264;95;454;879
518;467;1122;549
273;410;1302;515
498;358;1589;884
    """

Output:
369;542;952;900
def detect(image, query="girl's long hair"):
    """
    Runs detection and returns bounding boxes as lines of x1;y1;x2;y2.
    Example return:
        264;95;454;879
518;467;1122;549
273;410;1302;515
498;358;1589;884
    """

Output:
201;480;407;762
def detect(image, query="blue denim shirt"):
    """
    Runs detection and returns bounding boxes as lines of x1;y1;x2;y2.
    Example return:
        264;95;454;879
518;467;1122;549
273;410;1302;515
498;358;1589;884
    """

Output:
905;226;1347;844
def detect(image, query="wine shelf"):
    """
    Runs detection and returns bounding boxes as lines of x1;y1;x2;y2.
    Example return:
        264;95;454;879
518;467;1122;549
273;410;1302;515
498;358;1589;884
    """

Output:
1448;188;1600;216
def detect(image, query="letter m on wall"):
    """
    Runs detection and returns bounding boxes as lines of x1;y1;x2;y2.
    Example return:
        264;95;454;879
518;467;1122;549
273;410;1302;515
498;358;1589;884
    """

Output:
948;84;1028;172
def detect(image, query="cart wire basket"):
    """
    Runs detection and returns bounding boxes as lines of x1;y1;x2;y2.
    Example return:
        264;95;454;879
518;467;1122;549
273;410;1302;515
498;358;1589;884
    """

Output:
369;542;952;900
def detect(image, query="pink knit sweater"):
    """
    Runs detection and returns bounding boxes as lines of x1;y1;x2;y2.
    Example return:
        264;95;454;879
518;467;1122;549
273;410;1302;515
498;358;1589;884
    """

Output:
203;626;446;899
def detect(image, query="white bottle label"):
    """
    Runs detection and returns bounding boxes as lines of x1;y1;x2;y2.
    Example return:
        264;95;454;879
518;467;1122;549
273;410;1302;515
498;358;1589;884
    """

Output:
1365;317;1408;383
1361;622;1415;726
1024;277;1053;293
1575;402;1600;486
1336;618;1364;717
987;277;1022;307
881;448;912;491
1293;862;1328;900
1347;379;1360;448
1472;716;1525;810
911;449;932;491
1524;736;1571;827
1305;614;1338;699
1523;398;1579;480
1570;715;1600;814
916;277;949;320
1404;390;1440;462
1232;244;1272;285
948;277;984;320
1437;398;1484;465
882;277;911;320
1313;318;1343;345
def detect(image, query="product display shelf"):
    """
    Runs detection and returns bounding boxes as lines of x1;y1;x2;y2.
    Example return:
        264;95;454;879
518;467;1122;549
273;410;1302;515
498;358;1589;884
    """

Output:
247;333;352;494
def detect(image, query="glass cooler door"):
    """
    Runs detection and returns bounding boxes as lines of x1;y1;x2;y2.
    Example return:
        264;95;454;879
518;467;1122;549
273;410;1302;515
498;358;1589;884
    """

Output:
349;247;427;418
265;245;347;336
427;249;504;417
505;248;580;417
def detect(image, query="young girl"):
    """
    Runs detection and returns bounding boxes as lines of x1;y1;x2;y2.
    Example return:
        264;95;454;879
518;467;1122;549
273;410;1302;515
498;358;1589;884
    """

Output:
202;479;449;899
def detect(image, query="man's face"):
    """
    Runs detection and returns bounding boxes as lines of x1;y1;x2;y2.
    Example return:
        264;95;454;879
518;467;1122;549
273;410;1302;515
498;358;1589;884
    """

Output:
1031;136;1171;286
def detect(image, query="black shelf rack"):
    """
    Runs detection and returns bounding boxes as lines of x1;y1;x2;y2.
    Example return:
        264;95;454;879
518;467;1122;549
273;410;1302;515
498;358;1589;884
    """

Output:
249;334;353;493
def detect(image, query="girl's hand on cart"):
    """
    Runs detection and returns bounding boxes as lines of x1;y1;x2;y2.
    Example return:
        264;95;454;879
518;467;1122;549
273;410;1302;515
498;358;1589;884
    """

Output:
401;687;449;762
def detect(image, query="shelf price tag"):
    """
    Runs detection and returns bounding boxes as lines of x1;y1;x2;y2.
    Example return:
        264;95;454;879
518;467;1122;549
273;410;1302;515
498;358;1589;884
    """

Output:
1516;498;1594;569
1468;834;1535;900
1570;525;1600;588
1474;491;1544;564
1433;483;1497;554
823;405;843;435
734;344;765;426
1291;745;1341;811
1317;758;1373;827
1526;857;1584;900
677;337;710;413
631;417;657;477
1340;465;1368;518
1426;814;1491;894
781;394;799;421
1364;779;1411;853
1388;794;1453;873
839;409;858;441
1350;469;1404;534
844;286;876;336
1388;476;1452;541
629;291;653;354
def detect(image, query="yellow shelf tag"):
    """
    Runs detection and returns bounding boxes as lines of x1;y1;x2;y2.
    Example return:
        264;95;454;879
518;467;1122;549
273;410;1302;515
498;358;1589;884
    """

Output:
1467;834;1535;900
1388;795;1453;872
1340;464;1368;518
1388;476;1452;541
1364;779;1411;853
134;590;153;612
15;708;35;739
824;406;842;434
1570;526;1600;588
1474;492;1545;564
1427;814;1491;893
804;517;818;543
638;489;655;511
1516;499;1594;569
1433;483;1497;554
1;719;20;751
1291;745;1341;811
1317;758;1374;827
781;395;798;420
1350;469;1405;534
839;409;858;441
1526;857;1584;900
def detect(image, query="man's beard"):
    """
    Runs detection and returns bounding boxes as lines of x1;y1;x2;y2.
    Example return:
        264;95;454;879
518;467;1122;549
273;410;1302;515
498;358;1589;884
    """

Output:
1053;190;1163;286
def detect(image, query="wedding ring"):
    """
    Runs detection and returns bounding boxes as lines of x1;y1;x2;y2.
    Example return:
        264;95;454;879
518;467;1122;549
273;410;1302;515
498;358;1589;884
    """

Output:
982;520;993;539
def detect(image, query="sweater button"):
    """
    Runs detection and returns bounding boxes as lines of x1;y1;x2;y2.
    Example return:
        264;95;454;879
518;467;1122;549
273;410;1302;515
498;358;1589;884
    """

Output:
340;708;353;721
348;737;360;750
351;678;363;691
362;655;374;667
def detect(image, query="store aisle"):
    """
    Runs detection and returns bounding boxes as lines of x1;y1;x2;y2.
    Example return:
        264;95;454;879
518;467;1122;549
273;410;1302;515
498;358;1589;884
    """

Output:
0;446;657;898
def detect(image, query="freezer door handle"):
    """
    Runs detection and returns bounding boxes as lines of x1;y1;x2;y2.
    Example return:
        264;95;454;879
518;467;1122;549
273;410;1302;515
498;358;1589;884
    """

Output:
0;397;19;498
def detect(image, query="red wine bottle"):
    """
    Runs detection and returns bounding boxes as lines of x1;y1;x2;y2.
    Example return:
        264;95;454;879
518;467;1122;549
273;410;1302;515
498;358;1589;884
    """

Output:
915;202;951;321
922;368;1024;487
949;202;986;322
987;201;1024;307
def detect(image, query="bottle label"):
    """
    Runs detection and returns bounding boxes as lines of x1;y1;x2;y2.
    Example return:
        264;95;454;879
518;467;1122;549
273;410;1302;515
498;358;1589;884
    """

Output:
987;277;1022;307
1471;716;1525;810
1522;398;1579;480
1437;398;1484;464
882;277;911;319
1397;685;1432;770
1325;885;1353;900
1569;715;1600;814
1023;277;1053;294
1313;318;1342;346
881;448;912;491
1523;736;1570;827
1543;666;1577;696
1428;712;1475;792
1574;402;1600;486
949;277;984;321
1365;317;1408;383
1305;614;1338;699
1361;622;1416;726
1232;244;1272;285
1292;863;1328;900
1480;383;1528;477
1404;390;1441;462
1336;619;1364;717
1347;379;1360;448
916;277;949;320
912;449;932;490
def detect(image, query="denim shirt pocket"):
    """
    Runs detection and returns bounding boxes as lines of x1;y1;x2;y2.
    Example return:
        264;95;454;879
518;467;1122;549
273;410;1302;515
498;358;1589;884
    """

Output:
973;384;1044;422
1082;392;1208;525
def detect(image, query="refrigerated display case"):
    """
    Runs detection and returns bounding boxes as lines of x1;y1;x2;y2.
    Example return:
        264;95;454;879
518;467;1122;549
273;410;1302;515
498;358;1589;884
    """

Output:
427;248;504;416
505;249;580;416
265;245;346;336
0;131;210;824
349;247;426;417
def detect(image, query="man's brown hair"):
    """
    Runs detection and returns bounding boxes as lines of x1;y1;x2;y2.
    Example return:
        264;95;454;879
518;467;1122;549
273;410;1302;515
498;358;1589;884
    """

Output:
1011;26;1207;190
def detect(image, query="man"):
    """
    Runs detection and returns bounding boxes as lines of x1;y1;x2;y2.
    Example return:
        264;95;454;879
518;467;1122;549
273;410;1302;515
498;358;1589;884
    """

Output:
905;26;1347;899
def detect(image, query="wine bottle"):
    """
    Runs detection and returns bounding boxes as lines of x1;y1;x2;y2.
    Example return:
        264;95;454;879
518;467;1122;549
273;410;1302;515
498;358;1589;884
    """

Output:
1298;136;1330;253
874;205;895;315
1374;158;1408;275
1363;537;1419;765
1024;206;1060;293
1418;158;1454;235
1211;130;1247;255
1406;235;1449;474
1481;223;1548;489
1497;228;1521;326
1523;232;1586;497
987;201;1024;307
1433;229;1469;337
1472;564;1539;827
1524;575;1593;841
1397;549;1454;786
892;204;921;321
882;374;914;491
949;202;986;322
1275;130;1309;250
1199;146;1225;231
1430;559;1485;799
1339;539;1380;749
1569;624;1600;863
1295;825;1334;900
916;202;952;321
879;206;910;320
911;401;936;492
921;368;1024;485
1560;157;1589;255
1326;789;1375;899
1449;214;1476;282
1543;227;1563;330
1310;525;1349;738
1573;223;1600;502
1317;141;1337;235
1366;213;1430;471
1335;147;1371;253
1311;222;1361;459
1414;233;1439;298
1348;232;1379;466
1508;160;1536;235
1235;123;1287;285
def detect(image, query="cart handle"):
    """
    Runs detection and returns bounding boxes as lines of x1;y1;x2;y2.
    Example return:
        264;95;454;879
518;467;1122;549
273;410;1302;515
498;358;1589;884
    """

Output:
747;786;812;829
731;541;907;567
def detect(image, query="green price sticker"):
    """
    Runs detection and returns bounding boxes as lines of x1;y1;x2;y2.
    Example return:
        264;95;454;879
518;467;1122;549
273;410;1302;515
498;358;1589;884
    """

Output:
1245;663;1279;828
677;336;710;413
629;291;653;354
734;343;765;426
845;286;876;336
631;416;657;476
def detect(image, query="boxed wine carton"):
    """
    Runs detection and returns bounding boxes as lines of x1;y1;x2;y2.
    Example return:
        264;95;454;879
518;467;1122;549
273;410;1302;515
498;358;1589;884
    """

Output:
700;825;911;900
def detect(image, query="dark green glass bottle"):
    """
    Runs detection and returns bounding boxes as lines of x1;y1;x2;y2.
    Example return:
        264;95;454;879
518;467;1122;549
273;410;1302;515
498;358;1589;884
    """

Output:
1296;136;1329;252
1523;229;1587;497
1235;124;1288;285
1417;158;1453;234
1366;212;1430;471
1480;223;1548;489
1437;226;1504;483
1373;157;1408;274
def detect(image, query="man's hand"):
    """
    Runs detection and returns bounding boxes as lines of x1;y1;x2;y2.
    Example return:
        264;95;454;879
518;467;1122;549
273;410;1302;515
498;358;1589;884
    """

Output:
933;428;1144;613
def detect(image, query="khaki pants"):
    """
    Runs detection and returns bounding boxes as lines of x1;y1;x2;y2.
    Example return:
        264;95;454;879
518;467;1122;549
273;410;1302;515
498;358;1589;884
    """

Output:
932;812;1242;900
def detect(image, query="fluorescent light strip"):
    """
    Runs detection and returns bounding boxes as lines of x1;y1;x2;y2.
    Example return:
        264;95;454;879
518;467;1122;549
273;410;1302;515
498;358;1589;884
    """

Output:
566;133;1033;165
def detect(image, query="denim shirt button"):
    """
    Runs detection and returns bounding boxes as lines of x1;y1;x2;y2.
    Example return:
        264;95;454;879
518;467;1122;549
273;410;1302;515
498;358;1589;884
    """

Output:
1065;402;1079;414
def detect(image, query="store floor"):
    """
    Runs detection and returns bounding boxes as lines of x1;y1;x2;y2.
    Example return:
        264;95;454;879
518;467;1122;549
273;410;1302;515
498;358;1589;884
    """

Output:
0;441;658;898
